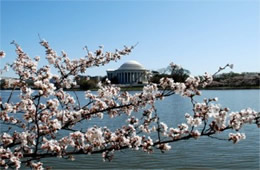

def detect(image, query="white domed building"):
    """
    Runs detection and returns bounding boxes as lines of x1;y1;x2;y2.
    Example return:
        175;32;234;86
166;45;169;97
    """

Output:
107;60;149;85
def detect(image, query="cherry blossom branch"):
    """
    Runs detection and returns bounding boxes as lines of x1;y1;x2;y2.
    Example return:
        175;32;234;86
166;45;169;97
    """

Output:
8;122;252;164
0;42;259;170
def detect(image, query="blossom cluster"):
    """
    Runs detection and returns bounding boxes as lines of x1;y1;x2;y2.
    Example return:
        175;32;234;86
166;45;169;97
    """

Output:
0;147;21;169
0;51;6;59
228;133;246;143
159;72;213;97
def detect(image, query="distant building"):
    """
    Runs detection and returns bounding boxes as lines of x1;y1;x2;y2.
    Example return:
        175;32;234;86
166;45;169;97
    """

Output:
0;77;19;88
76;75;102;82
107;60;149;84
89;76;102;82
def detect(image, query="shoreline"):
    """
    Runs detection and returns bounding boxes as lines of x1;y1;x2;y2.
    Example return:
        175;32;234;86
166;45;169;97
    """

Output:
201;86;260;90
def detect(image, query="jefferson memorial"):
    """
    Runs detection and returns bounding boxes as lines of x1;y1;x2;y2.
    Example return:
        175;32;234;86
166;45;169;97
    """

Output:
107;60;148;84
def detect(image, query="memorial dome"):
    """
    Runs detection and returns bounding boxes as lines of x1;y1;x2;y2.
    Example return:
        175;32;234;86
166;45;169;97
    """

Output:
118;60;146;70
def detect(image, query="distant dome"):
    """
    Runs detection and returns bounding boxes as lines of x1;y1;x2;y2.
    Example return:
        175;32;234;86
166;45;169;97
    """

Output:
118;60;146;70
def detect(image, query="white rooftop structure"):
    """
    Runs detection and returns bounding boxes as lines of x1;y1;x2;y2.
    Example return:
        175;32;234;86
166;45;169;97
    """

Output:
118;60;146;71
107;60;148;84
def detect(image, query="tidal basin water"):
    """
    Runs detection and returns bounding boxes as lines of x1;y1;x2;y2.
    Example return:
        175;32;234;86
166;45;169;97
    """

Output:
1;90;259;169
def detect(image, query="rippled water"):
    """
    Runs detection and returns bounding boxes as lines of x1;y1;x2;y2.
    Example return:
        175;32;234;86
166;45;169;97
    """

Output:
1;90;259;169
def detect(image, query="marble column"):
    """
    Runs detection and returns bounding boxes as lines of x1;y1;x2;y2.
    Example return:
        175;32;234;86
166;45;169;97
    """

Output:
128;72;130;83
130;72;133;83
124;72;126;83
121;72;123;83
125;72;127;83
129;72;131;83
123;72;125;83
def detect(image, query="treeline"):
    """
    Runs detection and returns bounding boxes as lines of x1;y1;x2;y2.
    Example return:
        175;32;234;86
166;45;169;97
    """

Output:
150;67;190;84
1;70;259;90
151;65;259;89
208;72;260;89
151;68;259;89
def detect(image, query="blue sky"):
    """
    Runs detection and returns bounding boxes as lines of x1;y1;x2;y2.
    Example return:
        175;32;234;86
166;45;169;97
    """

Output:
1;0;259;77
